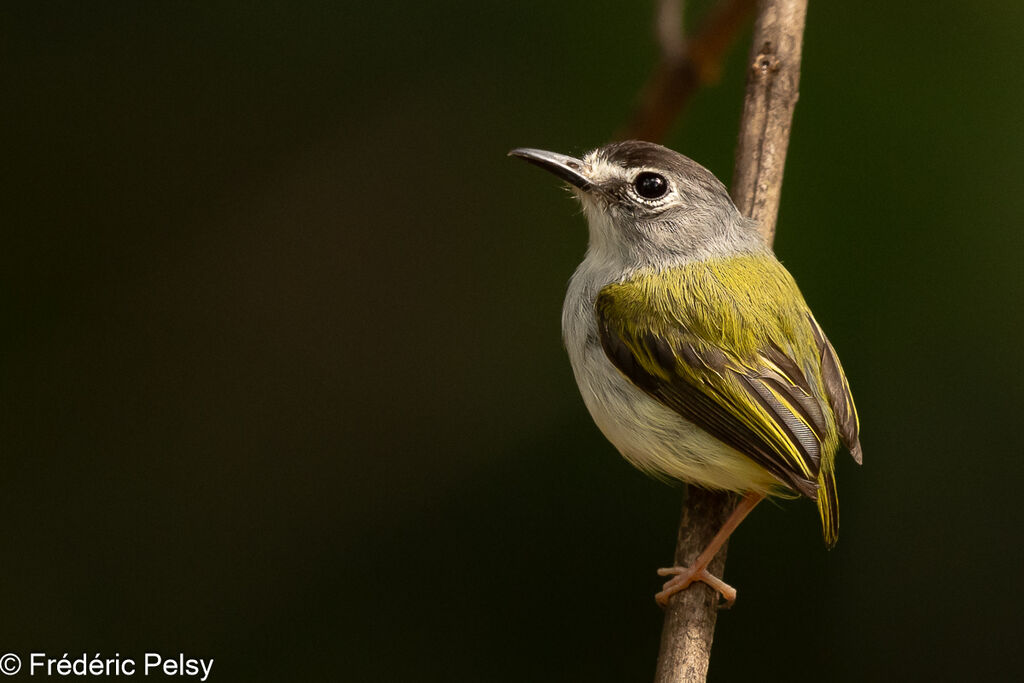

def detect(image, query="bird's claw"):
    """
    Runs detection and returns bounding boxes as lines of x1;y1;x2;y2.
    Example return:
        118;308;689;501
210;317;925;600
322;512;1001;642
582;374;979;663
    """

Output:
654;565;737;608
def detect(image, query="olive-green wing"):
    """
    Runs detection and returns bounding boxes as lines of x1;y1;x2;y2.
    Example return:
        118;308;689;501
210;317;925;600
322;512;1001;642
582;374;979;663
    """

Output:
595;287;833;501
807;314;862;464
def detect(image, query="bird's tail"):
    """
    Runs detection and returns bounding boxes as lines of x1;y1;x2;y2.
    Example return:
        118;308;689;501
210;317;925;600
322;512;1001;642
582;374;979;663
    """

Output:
816;459;839;548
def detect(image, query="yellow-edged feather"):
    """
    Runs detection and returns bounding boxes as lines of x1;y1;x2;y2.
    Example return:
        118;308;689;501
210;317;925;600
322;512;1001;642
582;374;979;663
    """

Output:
595;253;857;546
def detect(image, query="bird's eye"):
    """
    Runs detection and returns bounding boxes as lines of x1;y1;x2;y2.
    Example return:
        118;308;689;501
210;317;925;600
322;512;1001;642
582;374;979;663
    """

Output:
633;172;668;200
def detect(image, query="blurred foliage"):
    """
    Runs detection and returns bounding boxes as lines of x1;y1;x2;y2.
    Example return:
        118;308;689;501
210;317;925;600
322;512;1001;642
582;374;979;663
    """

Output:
2;1;1023;680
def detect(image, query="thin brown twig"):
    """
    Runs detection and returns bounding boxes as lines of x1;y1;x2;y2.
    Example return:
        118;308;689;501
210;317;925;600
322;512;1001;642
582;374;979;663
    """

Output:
656;0;686;60
616;0;758;142
651;1;809;681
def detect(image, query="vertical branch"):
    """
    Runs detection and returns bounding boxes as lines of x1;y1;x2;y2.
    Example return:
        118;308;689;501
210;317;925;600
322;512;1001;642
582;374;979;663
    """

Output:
653;488;736;682
731;0;808;241
652;1;808;681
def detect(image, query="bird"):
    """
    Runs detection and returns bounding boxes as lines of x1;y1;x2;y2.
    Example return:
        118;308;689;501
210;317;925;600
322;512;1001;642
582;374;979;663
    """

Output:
509;140;861;606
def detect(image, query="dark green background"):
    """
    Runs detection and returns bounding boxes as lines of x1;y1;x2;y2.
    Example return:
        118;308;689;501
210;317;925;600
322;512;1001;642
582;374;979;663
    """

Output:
4;1;1023;680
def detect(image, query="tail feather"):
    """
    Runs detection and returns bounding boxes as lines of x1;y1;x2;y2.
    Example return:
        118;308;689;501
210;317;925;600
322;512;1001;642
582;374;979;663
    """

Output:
816;461;839;548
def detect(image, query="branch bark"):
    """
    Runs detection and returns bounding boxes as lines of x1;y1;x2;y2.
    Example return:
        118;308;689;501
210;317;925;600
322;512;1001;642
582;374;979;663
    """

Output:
730;0;807;242
651;1;808;681
653;488;737;682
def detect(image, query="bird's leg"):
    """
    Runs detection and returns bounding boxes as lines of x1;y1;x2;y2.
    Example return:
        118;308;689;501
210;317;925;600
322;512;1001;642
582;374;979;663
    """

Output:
655;492;765;608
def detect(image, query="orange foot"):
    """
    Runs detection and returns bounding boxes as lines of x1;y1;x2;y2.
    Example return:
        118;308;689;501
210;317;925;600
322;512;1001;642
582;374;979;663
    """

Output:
653;492;766;609
654;565;737;608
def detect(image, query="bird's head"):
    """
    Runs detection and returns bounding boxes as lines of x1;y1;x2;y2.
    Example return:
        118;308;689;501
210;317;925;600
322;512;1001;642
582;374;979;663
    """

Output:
510;140;763;268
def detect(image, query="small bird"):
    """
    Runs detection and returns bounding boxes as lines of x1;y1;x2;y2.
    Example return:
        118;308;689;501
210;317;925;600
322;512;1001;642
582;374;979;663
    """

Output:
509;141;861;606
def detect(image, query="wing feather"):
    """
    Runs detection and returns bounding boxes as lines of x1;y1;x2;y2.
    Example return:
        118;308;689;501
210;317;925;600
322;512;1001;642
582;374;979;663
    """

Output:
596;302;822;498
591;257;859;546
807;314;863;464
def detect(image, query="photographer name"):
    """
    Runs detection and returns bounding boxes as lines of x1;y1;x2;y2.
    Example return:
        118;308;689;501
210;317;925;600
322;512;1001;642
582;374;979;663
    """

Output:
17;653;213;680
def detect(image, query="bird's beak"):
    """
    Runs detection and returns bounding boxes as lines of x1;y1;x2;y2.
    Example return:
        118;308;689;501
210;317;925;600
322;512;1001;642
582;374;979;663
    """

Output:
508;148;593;191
